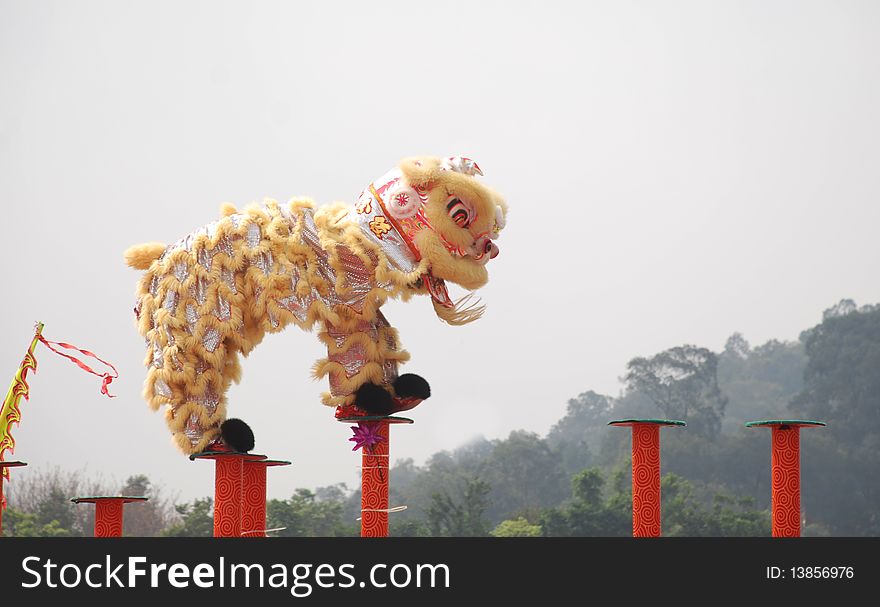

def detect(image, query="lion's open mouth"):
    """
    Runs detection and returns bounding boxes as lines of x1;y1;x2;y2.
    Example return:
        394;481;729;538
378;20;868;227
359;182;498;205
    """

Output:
440;234;500;265
422;273;455;309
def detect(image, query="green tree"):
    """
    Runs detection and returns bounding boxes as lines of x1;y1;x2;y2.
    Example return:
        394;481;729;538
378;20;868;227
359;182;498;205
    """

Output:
793;301;880;444
119;475;174;537
718;336;806;432
786;300;880;535
625;345;728;438
162;498;214;537
427;477;491;537
5;467;113;536
540;467;631;537
661;474;770;536
547;391;613;473
391;519;429;537
268;488;357;537
35;487;77;532
2;507;73;537
485;431;567;518
491;517;542;537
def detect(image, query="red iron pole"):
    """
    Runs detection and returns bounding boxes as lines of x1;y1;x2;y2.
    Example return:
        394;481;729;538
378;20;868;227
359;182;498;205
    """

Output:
339;415;412;538
191;451;268;537
241;459;290;537
746;420;825;537
609;419;686;537
361;420;390;538
71;496;148;537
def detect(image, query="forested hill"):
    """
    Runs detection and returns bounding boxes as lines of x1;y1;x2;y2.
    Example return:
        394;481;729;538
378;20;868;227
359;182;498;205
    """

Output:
377;298;880;536
5;299;879;536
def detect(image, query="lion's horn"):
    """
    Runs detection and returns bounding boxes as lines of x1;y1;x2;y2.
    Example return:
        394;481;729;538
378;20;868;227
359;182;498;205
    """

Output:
442;156;483;177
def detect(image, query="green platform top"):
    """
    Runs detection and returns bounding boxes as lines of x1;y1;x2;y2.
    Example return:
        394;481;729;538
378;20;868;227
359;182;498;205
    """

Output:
0;460;27;468
71;496;149;504
337;415;414;425
189;451;268;461
745;420;826;429
608;419;687;428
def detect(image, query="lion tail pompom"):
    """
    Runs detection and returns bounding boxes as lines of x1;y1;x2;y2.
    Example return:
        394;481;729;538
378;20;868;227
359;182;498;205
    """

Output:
433;292;485;326
124;242;167;270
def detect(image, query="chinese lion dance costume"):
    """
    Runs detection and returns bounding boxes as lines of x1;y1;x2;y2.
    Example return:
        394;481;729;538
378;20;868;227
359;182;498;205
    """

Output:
125;156;507;454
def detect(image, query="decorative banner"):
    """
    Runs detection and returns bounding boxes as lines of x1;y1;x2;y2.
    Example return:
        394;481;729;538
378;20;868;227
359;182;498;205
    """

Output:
1;322;118;489
0;323;43;482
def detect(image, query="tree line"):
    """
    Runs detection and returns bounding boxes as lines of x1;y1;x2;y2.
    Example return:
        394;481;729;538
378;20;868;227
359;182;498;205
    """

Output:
4;299;878;536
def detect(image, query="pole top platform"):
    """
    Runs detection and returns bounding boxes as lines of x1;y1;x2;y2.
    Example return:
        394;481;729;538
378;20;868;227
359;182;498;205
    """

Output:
0;461;28;469
608;419;686;428
245;459;292;468
337;415;414;425
745;420;825;429
71;496;149;504
189;451;268;462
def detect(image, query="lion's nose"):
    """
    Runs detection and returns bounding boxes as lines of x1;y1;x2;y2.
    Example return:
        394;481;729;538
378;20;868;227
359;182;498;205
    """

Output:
472;237;499;265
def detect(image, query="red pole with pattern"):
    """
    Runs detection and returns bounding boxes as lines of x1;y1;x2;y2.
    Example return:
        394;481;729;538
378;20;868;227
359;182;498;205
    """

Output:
191;451;270;537
771;426;800;537
609;419;685;538
241;461;266;537
213;455;245;537
746;420;825;538
94;499;125;537
241;459;291;537
631;424;661;537
70;496;148;537
361;420;390;537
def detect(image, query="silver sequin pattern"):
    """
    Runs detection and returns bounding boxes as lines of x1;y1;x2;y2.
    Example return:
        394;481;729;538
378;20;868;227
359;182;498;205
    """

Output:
144;202;406;446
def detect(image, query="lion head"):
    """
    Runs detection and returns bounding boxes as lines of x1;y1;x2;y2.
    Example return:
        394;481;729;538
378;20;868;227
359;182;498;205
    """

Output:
354;156;507;324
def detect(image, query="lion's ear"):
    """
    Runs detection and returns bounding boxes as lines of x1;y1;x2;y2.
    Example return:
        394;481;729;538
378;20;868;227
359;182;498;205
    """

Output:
399;156;442;187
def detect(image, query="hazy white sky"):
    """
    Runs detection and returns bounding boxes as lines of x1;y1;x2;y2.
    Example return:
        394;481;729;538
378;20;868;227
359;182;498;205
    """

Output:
1;0;878;501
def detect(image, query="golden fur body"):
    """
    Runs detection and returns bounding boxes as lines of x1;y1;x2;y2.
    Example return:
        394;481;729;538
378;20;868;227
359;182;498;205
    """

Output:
127;157;506;454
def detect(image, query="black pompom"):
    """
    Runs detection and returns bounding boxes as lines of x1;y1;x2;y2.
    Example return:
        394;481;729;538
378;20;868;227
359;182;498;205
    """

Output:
354;382;394;415
394;373;431;400
221;418;255;453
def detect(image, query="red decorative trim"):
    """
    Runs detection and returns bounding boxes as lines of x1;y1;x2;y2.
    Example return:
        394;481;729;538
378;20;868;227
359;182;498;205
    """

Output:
370;185;422;261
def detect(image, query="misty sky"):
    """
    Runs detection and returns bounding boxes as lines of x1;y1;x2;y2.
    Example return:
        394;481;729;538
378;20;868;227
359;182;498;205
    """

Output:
1;0;878;502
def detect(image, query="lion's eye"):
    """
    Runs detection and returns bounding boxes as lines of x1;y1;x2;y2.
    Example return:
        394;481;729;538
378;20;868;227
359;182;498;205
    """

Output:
446;198;472;228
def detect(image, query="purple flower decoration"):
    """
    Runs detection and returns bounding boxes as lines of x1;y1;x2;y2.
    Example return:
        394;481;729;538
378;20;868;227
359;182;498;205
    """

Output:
349;421;386;452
